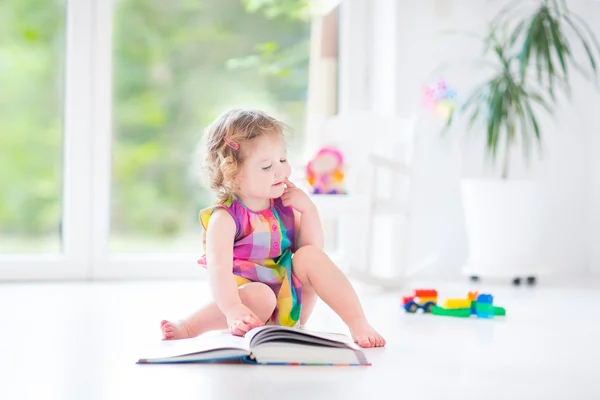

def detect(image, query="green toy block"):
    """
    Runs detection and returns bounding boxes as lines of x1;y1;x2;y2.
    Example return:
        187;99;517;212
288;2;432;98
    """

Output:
431;306;471;317
475;303;493;312
492;306;506;316
475;303;494;318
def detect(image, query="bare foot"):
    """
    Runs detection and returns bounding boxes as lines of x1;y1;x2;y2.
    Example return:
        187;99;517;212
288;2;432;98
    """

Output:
160;319;192;340
349;320;386;348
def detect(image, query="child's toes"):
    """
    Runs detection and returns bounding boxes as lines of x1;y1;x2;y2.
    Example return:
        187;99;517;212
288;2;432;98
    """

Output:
163;329;175;339
161;321;175;339
369;336;378;347
368;335;378;347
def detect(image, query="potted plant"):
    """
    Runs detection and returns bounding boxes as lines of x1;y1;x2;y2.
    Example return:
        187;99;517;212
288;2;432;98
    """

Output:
444;0;600;285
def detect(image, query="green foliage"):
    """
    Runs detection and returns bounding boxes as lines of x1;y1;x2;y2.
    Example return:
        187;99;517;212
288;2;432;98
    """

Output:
0;0;65;238
447;0;600;179
232;0;311;108
0;0;310;243
111;0;310;238
242;0;311;20
455;28;552;179
494;0;600;99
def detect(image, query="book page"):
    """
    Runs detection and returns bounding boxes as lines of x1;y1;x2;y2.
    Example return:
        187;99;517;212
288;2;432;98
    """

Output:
245;325;356;348
139;330;248;361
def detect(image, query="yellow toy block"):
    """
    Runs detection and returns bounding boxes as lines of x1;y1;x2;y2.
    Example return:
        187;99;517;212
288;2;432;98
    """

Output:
419;296;437;304
443;298;472;309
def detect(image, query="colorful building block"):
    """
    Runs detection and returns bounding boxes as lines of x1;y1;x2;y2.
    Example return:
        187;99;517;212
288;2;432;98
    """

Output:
402;289;506;318
443;299;472;309
474;294;495;318
433;291;505;319
477;294;493;304
402;289;438;313
431;306;471;317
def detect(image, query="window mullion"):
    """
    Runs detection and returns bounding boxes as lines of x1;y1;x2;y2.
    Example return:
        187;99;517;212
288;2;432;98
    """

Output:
61;0;96;276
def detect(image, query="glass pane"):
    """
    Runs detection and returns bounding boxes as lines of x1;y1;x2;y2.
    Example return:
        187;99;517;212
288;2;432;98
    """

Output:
110;0;310;252
0;0;65;254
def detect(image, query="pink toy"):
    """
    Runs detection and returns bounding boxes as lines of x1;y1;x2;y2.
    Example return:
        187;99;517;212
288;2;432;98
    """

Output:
305;147;345;195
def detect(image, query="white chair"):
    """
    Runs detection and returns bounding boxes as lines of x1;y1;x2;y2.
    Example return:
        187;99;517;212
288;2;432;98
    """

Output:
303;112;434;289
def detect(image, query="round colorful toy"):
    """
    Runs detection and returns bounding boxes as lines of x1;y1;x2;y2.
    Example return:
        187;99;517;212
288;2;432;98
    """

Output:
422;78;457;121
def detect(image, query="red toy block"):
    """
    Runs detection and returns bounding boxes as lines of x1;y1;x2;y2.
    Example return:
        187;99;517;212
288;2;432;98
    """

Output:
414;289;438;297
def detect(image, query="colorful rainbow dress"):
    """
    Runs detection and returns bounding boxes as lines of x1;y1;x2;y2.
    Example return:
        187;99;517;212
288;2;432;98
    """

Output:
197;196;302;327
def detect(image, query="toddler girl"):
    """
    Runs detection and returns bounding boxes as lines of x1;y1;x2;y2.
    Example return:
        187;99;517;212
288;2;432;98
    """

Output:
160;109;385;348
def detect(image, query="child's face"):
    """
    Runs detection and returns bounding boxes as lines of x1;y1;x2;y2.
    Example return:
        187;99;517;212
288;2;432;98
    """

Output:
236;132;291;200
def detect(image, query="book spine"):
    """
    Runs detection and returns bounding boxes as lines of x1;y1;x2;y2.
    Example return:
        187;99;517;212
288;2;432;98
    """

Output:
253;362;372;367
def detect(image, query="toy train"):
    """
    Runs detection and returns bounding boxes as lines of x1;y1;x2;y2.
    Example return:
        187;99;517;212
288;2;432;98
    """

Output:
402;289;506;318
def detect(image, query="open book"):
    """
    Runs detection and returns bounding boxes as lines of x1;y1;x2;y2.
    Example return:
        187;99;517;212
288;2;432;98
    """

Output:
137;325;370;366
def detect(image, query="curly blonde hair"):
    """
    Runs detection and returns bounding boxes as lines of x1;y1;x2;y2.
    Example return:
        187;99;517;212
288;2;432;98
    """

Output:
202;108;287;201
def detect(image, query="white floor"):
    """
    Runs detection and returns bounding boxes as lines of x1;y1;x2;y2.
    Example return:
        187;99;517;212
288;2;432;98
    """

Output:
1;276;599;400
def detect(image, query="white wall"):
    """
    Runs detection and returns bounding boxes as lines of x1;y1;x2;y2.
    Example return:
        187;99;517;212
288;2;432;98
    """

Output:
344;0;600;278
587;0;600;274
592;115;600;275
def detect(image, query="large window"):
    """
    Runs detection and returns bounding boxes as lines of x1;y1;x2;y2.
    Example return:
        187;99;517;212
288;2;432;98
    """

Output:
0;0;66;254
110;0;311;253
0;0;342;280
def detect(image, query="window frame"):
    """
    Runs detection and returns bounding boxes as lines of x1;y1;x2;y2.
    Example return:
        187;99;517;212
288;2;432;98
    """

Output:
0;0;95;280
0;0;349;281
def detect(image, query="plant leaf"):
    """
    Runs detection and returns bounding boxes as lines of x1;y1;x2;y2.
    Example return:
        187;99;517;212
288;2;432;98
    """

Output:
569;58;594;81
487;79;505;160
467;105;482;131
490;0;537;30
540;15;556;100
552;0;560;14
444;79;488;134
514;91;531;162
563;13;600;87
526;90;552;114
548;16;568;82
460;80;490;113
524;99;541;144
568;12;600;61
519;10;543;80
557;0;568;15
574;27;597;72
509;19;529;46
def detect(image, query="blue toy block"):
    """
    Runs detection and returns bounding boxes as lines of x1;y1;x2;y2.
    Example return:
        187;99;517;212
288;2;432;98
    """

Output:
477;294;493;304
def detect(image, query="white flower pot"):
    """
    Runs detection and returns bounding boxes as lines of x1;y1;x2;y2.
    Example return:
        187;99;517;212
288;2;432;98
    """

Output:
460;178;546;284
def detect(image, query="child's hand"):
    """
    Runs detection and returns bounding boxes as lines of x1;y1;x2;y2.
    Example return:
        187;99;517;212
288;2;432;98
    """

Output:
282;179;315;214
225;304;264;336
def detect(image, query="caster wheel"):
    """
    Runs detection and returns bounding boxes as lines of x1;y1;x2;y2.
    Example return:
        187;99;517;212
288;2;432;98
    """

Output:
526;276;537;286
469;275;480;282
512;277;521;286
